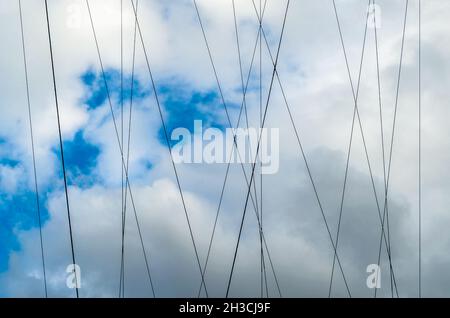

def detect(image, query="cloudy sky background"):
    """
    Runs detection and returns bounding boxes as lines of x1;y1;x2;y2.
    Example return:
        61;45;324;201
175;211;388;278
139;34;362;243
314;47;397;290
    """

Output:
0;0;449;298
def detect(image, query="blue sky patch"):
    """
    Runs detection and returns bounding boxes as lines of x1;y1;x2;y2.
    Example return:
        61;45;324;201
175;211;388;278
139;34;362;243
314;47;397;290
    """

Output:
0;67;228;275
0;158;20;168
81;68;228;148
158;84;225;146
0;192;50;272
81;67;150;110
52;130;100;187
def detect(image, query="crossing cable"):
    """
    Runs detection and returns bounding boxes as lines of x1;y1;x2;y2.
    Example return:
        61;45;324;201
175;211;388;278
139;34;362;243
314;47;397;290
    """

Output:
121;0;124;240
330;0;399;297
418;0;422;298
258;0;269;298
372;0;393;297
19;0;47;298
128;0;209;297
231;0;261;261
333;0;398;297
119;0;140;298
193;0;262;221
329;0;371;297
85;0;156;297
231;0;268;298
225;0;290;298
329;0;398;297
195;5;282;297
119;0;124;298
257;0;269;297
231;0;260;240
375;0;409;298
250;0;353;297
193;0;282;298
251;0;353;296
196;0;275;297
193;0;271;294
334;0;398;296
44;0;79;298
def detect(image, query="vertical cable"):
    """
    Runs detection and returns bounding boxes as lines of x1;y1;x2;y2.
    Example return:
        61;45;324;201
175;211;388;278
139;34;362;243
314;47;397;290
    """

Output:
44;0;79;298
226;0;290;297
375;0;409;299
86;0;155;297
258;0;268;299
120;0;140;299
418;0;422;298
129;0;208;297
194;0;277;296
250;0;351;296
195;0;281;298
328;0;371;297
251;0;355;296
372;0;393;295
19;0;47;298
119;0;124;298
231;0;267;298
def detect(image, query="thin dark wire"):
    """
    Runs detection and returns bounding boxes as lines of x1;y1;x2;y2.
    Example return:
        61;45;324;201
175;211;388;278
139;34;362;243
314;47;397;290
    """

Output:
198;148;232;297
250;0;352;297
192;0;263;213
231;0;260;257
121;0;124;232
335;0;398;296
373;3;387;188
232;0;259;230
194;0;281;297
329;0;370;297
193;0;263;190
226;0;290;298
263;234;281;297
257;0;268;298
192;0;232;124
85;0;156;297
196;0;281;297
375;0;409;299
128;0;208;297
418;0;422;299
197;154;281;297
230;0;259;218
120;0;140;298
44;0;78;298
119;0;124;298
231;0;268;298
19;0;47;298
372;0;390;295
331;0;399;297
232;0;256;296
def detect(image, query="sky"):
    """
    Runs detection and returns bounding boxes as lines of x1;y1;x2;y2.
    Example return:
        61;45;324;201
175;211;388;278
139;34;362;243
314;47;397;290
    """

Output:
1;0;450;298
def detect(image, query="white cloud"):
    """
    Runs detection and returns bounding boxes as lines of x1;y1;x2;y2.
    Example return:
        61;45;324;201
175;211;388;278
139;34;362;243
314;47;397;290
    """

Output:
1;0;450;297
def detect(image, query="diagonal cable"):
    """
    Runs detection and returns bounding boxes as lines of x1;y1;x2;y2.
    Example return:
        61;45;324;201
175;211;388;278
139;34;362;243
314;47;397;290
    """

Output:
128;0;209;297
226;0;290;298
119;0;142;298
44;0;78;298
231;0;268;298
193;0;282;297
375;0;409;298
372;0;393;297
330;0;400;297
329;0;372;297
19;0;48;298
85;0;156;297
250;0;353;296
